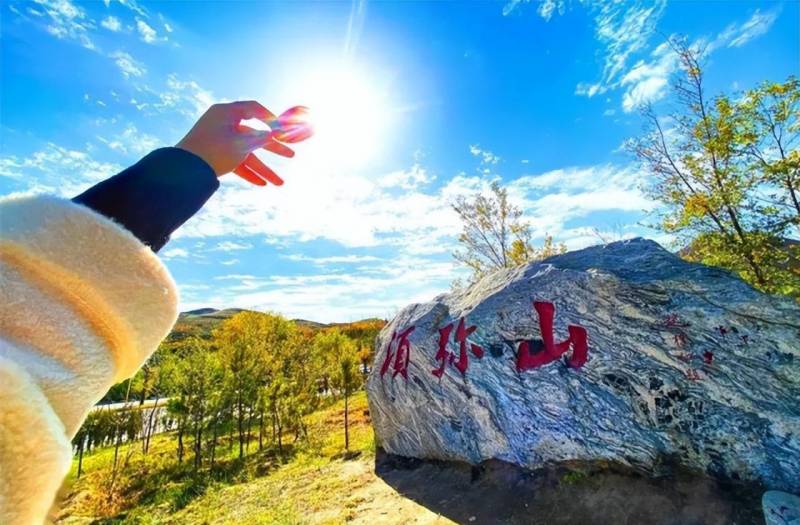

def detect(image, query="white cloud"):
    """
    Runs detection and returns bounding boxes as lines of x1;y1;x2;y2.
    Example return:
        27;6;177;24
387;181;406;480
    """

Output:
507;164;656;241
174;156;463;252
172;156;654;287
110;51;146;78
185;257;463;322
378;164;433;189
283;254;382;265
100;15;121;31
575;82;606;98
136;18;162;43
619;41;678;112
162;248;188;259
592;1;667;87
717;8;780;48
213;241;253;252
30;0;97;50
132;74;214;118
0;144;121;196
508;1;667;104
116;0;148;18
469;144;500;165
1;140;658;322
97;123;161;155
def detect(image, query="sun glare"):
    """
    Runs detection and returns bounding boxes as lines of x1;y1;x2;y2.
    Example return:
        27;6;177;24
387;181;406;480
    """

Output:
283;62;392;169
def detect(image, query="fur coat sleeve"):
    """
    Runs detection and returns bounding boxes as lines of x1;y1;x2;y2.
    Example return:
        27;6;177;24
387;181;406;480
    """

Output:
0;195;179;524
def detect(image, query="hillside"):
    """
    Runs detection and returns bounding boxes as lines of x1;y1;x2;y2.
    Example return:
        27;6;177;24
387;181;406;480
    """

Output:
169;308;386;341
56;392;446;524
57;391;763;524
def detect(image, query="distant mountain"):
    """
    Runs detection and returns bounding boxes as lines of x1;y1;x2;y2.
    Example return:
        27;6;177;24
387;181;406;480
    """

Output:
182;307;219;316
169;308;386;341
292;319;329;330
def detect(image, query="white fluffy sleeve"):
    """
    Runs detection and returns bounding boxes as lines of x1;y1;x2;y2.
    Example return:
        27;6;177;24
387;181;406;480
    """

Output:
0;195;178;525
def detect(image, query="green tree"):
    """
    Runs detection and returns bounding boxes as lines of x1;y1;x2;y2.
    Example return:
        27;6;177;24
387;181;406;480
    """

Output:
337;350;360;452
215;312;269;459
629;38;799;297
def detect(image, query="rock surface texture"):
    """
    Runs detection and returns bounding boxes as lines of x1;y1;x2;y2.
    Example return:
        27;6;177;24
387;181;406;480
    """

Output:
366;239;800;492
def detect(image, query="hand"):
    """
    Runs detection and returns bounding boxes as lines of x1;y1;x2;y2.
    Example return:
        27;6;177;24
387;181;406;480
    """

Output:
176;100;294;186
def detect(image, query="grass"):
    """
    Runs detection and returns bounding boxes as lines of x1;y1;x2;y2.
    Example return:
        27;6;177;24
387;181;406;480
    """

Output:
57;392;376;525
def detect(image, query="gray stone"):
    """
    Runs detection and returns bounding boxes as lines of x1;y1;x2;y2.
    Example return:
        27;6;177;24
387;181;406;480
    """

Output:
366;238;800;492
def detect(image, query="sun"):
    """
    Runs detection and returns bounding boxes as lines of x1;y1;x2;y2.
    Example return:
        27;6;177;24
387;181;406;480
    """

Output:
282;61;393;169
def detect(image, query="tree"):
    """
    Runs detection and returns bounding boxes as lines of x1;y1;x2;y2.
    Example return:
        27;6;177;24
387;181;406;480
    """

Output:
214;311;302;458
320;331;361;452
628;37;799;297
452;181;566;283
215;312;269;459
739;77;800;224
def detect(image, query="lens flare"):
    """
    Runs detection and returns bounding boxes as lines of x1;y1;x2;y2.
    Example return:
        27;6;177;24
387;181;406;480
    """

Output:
271;106;314;144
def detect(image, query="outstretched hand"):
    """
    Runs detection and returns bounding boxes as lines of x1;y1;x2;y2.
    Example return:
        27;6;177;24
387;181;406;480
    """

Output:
176;100;296;186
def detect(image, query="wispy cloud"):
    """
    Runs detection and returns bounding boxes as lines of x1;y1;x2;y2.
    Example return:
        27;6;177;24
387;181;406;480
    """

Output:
510;1;781;113
469;144;500;165
100;15;121;31
592;1;667;90
377;164;433;190
506;0;667;100
162;247;189;259
136;18;165;44
110;50;146;78
716;7;781;48
282;254;383;265
30;0;97;50
186;257;462;322
96;123;161;155
115;0;148;18
0;144;121;196
619;41;678;112
212;241;253;252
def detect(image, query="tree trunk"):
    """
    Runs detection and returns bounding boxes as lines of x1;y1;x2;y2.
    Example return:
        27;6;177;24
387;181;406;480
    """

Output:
194;409;203;471
271;407;277;446
229;404;235;451
210;411;219;468
274;403;283;455
245;404;255;453
237;391;245;459
76;439;85;479
142;398;160;455
258;407;265;451
344;389;350;451
177;425;184;463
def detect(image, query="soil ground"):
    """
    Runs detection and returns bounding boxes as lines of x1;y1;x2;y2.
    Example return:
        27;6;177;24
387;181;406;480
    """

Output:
355;451;765;525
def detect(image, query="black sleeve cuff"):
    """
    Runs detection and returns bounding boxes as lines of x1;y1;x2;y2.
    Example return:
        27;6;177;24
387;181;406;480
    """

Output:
73;147;219;252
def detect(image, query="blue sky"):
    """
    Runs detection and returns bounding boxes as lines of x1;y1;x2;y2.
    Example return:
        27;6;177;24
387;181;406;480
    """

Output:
1;0;797;322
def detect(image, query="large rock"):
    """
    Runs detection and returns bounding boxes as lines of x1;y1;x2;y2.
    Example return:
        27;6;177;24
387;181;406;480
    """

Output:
366;238;800;492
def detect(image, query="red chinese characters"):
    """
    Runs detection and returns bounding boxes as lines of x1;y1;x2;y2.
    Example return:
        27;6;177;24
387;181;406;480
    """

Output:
516;301;589;371
432;318;485;378
379;326;416;380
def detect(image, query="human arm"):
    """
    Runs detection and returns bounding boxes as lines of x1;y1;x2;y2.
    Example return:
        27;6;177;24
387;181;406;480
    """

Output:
0;100;293;524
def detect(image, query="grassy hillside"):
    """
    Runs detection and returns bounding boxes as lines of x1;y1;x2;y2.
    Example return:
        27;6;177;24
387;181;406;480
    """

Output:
57;392;382;524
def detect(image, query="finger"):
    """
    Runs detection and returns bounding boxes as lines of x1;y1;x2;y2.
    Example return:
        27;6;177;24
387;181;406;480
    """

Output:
262;138;295;158
273;105;314;143
236;127;294;157
228;100;277;123
243;153;284;186
233;164;267;186
273;126;314;144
